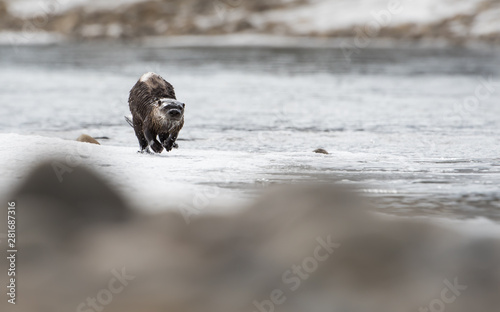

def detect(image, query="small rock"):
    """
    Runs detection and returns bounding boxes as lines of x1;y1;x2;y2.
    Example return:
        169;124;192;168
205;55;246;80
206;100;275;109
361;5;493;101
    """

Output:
76;134;100;145
313;148;329;155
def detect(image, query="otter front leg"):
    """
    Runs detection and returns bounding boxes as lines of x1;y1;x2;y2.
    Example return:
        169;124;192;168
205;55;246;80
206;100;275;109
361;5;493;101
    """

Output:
160;132;179;152
144;128;164;154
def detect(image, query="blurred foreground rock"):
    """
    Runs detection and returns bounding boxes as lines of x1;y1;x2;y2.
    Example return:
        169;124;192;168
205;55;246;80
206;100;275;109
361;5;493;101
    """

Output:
0;161;499;312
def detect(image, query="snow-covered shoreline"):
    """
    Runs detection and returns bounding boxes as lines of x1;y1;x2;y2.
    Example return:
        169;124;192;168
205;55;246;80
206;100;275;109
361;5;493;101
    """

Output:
2;132;500;238
0;133;256;213
1;0;499;42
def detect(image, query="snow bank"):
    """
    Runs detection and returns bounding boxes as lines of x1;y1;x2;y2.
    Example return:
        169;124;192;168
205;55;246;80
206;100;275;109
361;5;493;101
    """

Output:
0;133;262;213
251;0;486;34
3;132;500;234
470;4;500;36
3;0;499;41
5;0;148;18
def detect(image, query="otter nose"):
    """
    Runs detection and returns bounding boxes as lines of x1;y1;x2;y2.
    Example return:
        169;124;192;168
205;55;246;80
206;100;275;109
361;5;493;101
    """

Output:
169;110;181;117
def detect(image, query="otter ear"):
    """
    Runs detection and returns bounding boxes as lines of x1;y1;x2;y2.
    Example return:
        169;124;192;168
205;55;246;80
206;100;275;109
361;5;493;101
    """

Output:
157;100;162;106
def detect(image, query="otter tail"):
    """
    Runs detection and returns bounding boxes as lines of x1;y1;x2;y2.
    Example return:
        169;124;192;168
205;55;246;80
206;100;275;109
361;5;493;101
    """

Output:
124;115;133;128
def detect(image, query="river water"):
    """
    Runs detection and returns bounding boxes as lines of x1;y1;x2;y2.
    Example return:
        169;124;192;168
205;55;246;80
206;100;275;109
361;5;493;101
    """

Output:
1;42;499;220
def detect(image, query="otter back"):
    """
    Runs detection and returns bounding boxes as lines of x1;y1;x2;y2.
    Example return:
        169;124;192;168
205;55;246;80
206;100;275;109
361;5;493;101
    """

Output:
128;72;176;120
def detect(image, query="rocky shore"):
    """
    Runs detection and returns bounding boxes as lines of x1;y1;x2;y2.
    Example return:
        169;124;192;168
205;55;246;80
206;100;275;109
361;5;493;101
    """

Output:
1;0;499;44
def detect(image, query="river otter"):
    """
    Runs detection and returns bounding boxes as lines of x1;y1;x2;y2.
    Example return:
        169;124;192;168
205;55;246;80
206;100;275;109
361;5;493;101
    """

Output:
128;72;185;154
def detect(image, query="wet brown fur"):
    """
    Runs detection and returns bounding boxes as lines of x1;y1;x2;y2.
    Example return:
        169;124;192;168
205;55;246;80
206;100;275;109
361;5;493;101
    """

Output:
128;73;184;153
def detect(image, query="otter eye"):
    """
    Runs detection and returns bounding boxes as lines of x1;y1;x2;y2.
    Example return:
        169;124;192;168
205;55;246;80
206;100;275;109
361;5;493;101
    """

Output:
182;103;185;109
157;100;162;106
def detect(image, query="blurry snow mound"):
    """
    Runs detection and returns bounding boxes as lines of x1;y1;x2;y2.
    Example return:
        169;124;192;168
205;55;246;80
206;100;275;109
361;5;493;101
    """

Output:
1;0;499;43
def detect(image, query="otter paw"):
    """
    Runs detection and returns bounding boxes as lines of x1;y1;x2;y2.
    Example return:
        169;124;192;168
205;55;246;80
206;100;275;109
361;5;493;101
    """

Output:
173;143;179;149
164;142;175;152
139;147;153;154
151;142;164;154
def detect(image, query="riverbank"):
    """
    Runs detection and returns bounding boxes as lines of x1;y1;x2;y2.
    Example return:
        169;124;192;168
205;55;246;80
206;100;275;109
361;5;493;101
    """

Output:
1;0;499;43
1;132;499;221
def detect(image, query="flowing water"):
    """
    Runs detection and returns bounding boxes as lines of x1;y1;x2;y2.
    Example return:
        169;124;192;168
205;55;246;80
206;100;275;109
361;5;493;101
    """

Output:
1;42;500;219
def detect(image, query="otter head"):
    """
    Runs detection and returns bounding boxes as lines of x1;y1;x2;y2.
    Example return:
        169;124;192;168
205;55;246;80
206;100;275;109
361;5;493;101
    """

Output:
157;98;185;121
